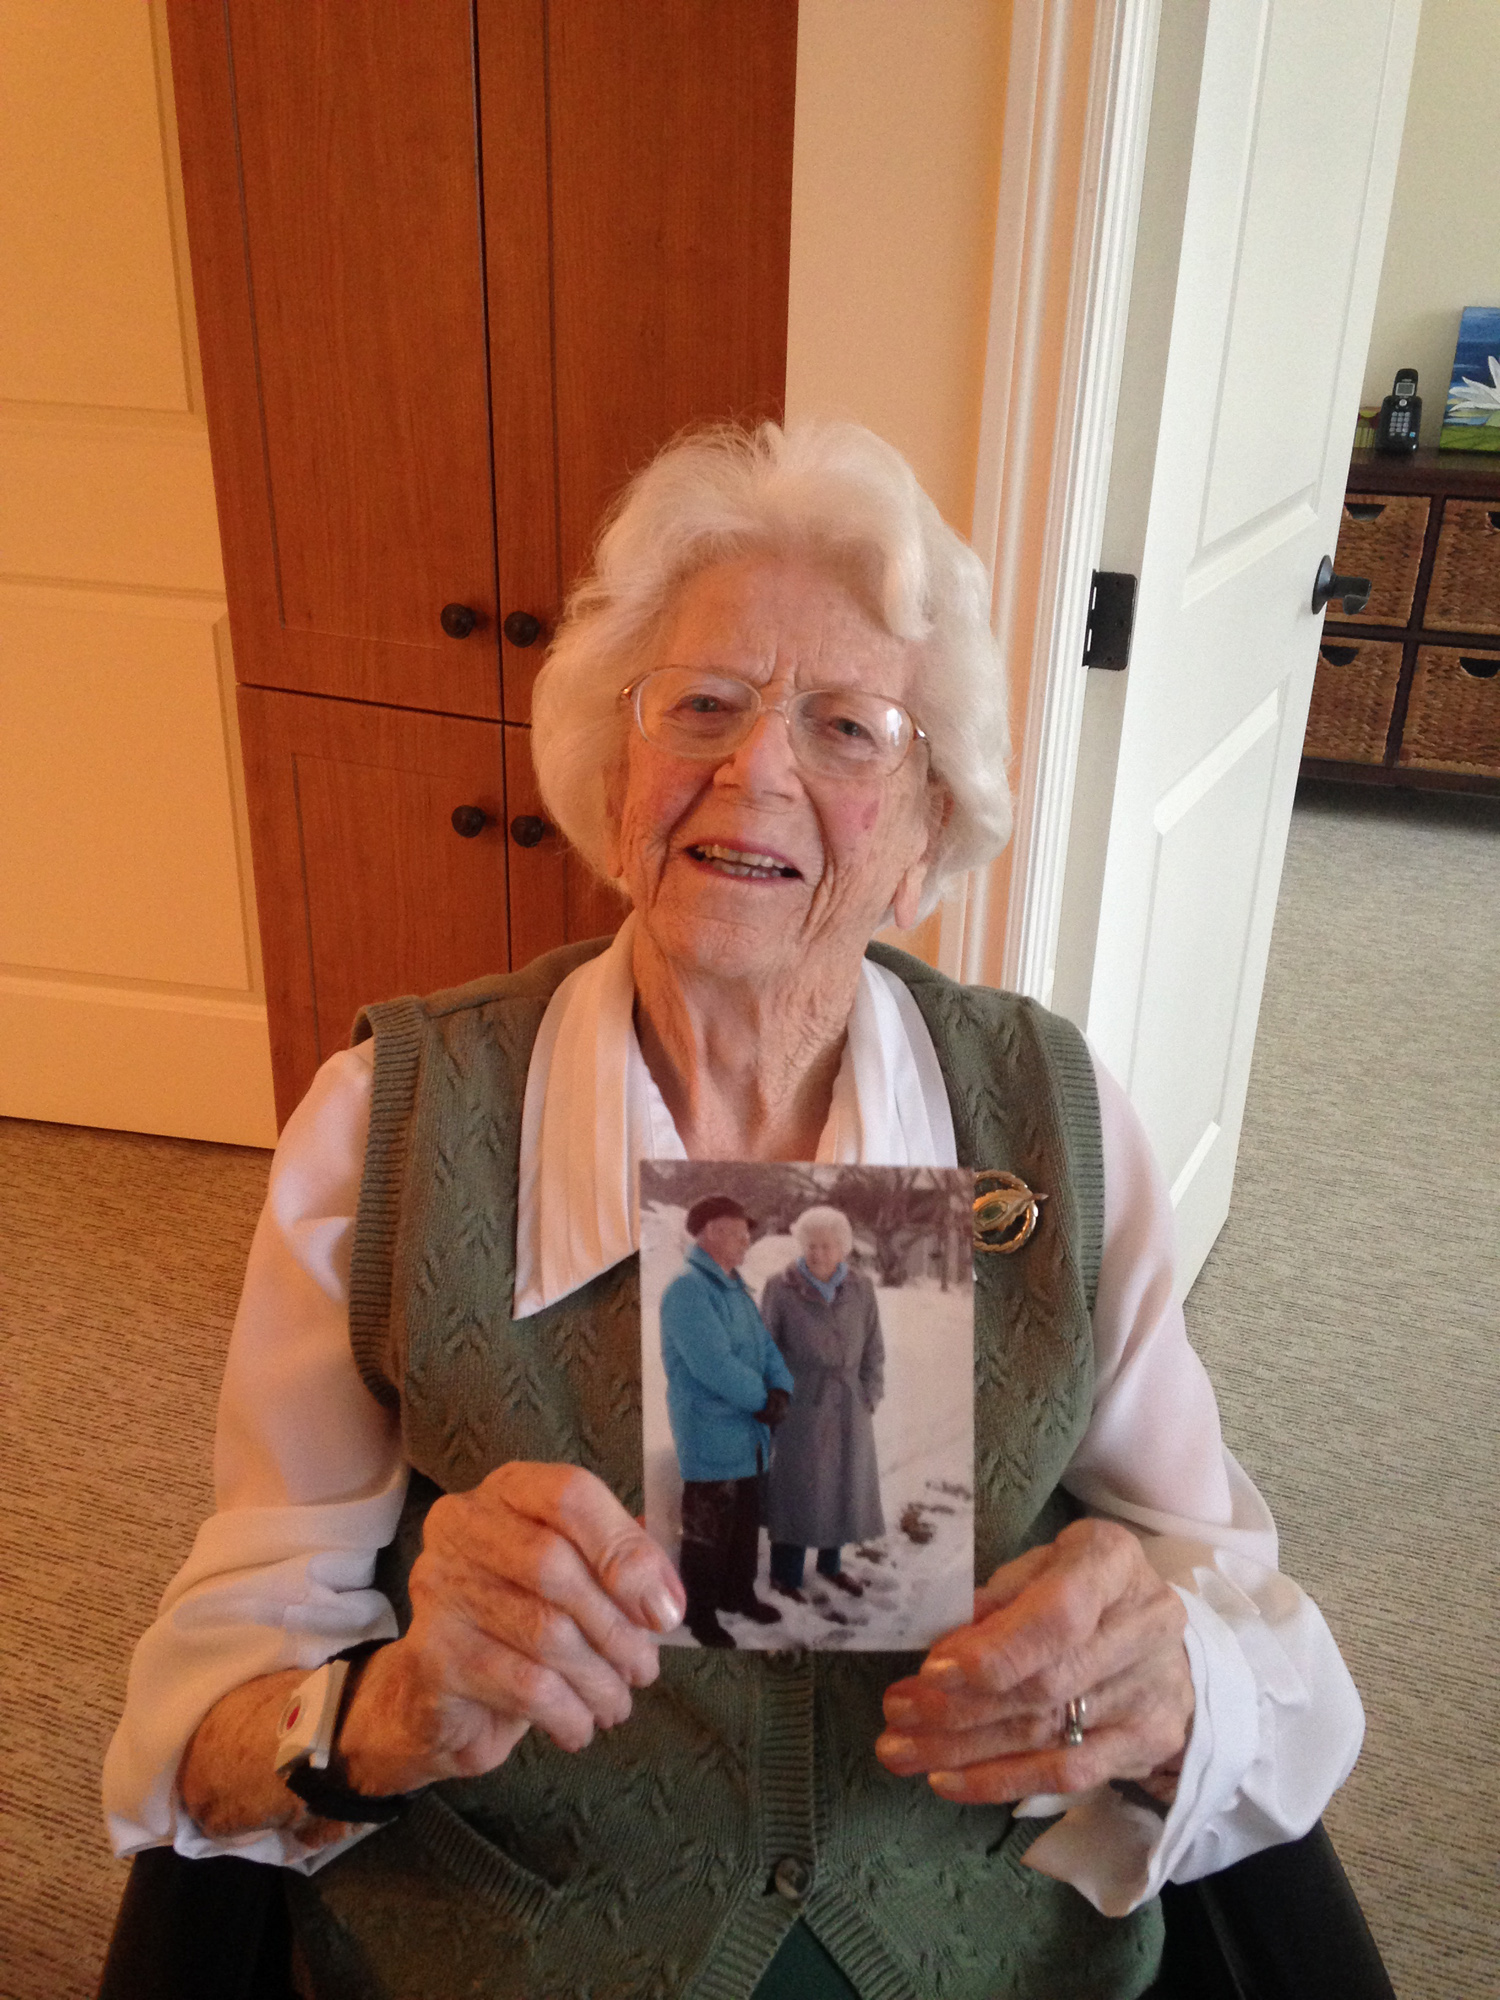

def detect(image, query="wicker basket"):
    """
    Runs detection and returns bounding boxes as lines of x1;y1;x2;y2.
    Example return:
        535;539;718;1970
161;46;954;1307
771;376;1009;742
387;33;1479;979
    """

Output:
1303;639;1403;763
1398;647;1500;774
1425;499;1500;632
1330;493;1429;626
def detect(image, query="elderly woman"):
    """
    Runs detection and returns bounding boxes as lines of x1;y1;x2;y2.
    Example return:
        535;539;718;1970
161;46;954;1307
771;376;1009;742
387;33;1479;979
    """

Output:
659;1193;793;1646
762;1206;885;1605
104;422;1361;2000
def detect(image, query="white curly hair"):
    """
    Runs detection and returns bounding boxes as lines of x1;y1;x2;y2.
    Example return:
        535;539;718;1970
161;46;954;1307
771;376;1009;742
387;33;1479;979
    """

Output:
791;1205;855;1259
530;420;1011;919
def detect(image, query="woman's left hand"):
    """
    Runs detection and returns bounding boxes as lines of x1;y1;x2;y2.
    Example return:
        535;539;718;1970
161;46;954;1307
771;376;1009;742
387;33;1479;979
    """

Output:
875;1518;1193;1805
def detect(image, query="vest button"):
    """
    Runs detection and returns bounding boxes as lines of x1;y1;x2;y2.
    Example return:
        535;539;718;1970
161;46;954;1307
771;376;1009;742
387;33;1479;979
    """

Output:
773;1856;813;1902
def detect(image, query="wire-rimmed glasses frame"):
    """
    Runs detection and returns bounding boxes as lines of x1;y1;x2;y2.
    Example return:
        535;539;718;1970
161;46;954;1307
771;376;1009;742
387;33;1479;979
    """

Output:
621;667;928;781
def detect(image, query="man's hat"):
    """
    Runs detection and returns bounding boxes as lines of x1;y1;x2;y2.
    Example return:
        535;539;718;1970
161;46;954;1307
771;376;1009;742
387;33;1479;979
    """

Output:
684;1193;756;1237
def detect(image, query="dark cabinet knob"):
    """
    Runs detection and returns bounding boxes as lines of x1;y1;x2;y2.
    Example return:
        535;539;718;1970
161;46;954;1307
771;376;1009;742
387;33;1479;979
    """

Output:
440;602;478;638
509;814;551;848
503;610;543;647
1311;556;1371;617
450;805;492;838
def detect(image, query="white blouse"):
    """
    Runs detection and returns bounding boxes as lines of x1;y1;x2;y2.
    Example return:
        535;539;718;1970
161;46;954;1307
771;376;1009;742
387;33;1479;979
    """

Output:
103;923;1363;1921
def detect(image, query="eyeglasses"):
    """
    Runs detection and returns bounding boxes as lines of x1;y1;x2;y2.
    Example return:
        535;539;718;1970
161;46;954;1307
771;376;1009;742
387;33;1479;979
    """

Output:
622;668;927;779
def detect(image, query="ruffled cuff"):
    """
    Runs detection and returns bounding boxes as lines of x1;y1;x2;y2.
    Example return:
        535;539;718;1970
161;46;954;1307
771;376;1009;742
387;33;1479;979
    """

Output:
1016;1580;1261;1915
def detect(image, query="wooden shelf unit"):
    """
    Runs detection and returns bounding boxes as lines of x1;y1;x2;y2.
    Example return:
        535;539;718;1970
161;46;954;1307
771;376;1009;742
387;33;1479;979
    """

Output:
1303;447;1500;798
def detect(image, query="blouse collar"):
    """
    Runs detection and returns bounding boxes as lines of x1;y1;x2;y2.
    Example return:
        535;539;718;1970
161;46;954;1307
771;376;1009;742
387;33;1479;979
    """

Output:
512;914;956;1318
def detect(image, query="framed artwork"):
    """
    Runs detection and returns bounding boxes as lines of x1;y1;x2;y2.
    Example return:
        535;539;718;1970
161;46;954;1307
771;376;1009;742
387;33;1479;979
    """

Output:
1439;306;1500;451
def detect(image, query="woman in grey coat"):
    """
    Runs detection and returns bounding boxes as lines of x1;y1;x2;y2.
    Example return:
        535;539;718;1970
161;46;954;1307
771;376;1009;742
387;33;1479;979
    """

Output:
762;1206;884;1601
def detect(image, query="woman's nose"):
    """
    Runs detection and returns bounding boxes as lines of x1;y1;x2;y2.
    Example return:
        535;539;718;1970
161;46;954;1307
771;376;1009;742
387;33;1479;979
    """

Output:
712;704;802;793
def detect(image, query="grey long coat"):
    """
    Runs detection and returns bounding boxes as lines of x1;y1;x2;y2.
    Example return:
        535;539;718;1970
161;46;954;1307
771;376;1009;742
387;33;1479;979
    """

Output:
761;1262;885;1548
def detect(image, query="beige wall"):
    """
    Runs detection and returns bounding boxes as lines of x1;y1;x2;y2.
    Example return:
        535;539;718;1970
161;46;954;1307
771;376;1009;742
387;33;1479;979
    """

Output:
1361;0;1500;411
786;0;1010;961
785;0;1010;540
0;0;276;1145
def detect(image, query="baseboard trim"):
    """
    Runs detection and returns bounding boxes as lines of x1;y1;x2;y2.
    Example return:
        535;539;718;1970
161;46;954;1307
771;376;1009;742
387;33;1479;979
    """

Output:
0;975;276;1146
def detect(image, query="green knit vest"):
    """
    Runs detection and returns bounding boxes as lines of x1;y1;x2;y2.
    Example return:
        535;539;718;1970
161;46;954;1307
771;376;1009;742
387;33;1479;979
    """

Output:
286;942;1163;2000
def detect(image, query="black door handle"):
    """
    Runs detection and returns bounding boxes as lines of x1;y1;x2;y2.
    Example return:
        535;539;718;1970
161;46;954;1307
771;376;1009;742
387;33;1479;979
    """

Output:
450;805;492;838
441;603;479;638
1311;556;1371;617
503;610;544;647
509;815;551;848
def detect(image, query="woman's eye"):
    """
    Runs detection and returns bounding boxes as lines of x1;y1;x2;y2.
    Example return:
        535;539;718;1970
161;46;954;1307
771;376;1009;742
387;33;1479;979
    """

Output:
811;706;876;746
666;690;737;720
829;713;873;742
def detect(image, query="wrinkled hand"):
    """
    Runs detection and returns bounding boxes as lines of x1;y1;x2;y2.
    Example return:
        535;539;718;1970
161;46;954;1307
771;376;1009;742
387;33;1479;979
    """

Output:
758;1387;791;1429
875;1518;1192;1806
339;1463;685;1798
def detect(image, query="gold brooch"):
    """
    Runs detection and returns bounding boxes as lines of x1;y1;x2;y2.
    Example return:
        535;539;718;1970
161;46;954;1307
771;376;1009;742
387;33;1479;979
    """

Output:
972;1170;1046;1254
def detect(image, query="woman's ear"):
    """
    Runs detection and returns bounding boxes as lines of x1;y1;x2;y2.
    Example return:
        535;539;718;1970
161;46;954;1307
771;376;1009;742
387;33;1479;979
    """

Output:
890;860;927;933
890;784;952;930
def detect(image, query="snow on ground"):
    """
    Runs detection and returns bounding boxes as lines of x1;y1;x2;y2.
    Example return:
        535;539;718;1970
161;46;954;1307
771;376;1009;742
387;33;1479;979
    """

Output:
641;1209;974;1652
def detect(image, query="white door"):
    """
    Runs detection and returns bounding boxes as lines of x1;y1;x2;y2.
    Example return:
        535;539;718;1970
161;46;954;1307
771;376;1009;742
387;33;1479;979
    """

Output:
0;0;276;1146
1058;0;1420;1291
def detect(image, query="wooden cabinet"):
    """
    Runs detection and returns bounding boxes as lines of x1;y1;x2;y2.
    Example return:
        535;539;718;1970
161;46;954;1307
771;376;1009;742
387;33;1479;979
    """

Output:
168;1;797;1123
1302;448;1500;797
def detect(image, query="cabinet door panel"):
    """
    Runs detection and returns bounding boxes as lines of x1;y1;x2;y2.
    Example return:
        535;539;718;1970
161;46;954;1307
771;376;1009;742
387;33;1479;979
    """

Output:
170;1;505;718
240;688;510;1125
520;0;796;715
479;0;562;720
504;726;627;969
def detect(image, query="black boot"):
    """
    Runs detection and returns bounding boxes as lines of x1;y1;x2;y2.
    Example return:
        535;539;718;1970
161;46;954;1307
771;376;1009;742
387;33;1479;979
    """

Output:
687;1610;737;1648
679;1536;735;1648
727;1594;782;1625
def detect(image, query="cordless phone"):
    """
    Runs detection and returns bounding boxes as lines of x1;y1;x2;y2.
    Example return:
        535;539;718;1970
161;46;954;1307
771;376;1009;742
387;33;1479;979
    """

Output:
1374;368;1421;453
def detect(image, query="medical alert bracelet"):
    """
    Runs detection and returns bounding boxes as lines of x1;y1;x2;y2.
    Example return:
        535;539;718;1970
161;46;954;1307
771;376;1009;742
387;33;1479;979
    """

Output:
274;1640;409;1825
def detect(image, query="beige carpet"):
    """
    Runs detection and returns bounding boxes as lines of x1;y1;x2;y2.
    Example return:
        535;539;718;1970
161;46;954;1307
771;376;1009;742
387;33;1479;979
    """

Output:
1;779;1495;1999
1184;781;1500;1999
0;1123;271;2000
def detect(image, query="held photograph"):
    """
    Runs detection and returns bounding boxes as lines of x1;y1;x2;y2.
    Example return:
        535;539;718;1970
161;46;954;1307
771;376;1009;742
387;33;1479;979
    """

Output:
639;1160;975;1651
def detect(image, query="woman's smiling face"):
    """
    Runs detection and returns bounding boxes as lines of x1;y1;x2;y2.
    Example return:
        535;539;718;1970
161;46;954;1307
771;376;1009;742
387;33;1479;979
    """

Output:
608;555;947;984
800;1222;846;1282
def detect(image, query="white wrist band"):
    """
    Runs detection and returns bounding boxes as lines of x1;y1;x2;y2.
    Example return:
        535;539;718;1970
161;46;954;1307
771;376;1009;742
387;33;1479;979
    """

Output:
274;1658;351;1777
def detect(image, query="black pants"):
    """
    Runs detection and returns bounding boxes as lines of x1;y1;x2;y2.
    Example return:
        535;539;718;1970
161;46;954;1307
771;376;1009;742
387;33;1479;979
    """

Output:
679;1474;761;1621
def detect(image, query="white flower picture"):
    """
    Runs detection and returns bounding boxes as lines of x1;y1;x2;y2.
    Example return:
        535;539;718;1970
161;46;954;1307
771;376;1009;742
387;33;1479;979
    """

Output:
1448;354;1500;413
1441;307;1500;450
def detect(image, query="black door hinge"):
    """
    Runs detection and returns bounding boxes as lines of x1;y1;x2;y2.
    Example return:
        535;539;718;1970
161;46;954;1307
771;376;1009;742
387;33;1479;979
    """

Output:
1083;571;1136;671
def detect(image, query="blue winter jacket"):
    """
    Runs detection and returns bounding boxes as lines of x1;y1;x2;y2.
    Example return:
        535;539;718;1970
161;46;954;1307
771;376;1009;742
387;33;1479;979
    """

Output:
660;1244;795;1481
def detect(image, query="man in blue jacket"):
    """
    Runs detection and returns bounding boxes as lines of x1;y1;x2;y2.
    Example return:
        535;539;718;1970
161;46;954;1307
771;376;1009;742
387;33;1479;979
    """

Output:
661;1195;795;1647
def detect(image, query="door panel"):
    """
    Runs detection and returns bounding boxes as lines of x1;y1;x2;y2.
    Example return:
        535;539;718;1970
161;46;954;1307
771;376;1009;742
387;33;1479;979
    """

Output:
523;0;798;717
1075;0;1418;1291
169;1;504;719
1198;9;1393;549
239;687;511;1125
1127;688;1282;1198
478;0;561;721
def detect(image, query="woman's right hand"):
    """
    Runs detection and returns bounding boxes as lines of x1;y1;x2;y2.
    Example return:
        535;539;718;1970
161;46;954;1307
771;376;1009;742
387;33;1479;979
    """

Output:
337;1462;685;1797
